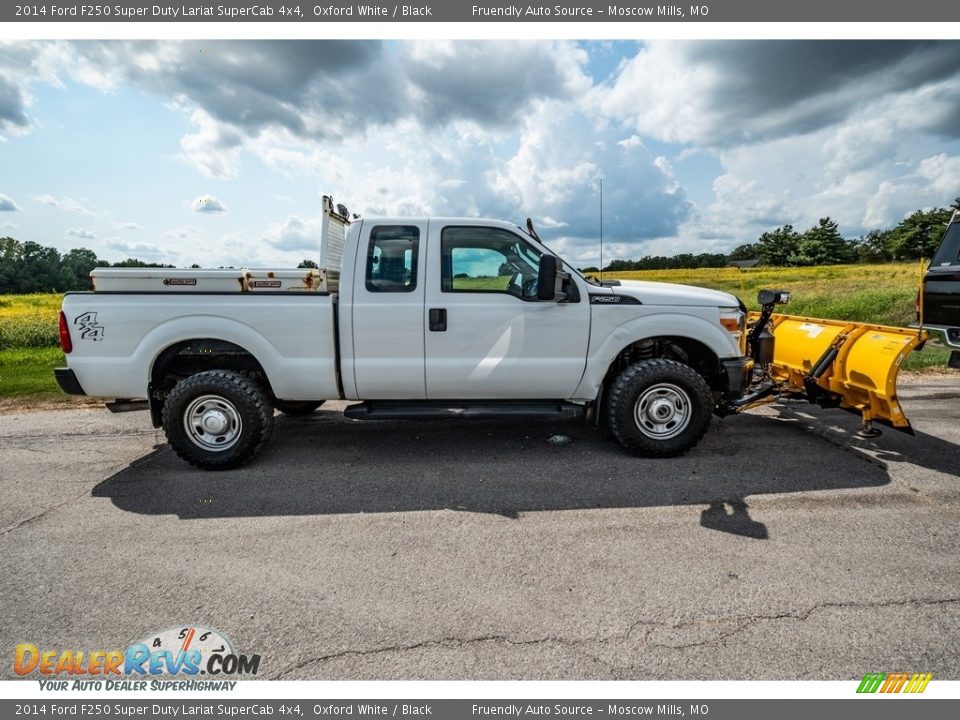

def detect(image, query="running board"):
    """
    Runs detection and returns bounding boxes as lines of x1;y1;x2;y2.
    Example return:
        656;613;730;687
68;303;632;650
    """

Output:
105;399;149;413
344;400;586;421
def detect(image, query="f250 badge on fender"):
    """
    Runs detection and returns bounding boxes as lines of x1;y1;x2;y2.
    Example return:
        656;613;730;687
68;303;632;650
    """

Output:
74;311;104;341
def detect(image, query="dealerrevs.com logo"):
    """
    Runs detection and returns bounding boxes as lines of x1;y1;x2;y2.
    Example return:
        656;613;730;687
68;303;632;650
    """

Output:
857;672;933;694
14;625;261;690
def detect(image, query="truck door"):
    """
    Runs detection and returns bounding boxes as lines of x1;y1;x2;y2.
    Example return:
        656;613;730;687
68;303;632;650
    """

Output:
423;223;591;399
351;222;427;399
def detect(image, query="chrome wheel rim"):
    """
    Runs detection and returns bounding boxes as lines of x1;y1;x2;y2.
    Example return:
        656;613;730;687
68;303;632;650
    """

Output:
634;383;691;440
184;394;242;451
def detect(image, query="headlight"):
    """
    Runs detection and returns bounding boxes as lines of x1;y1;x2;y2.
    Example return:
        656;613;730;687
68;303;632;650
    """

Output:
720;306;747;354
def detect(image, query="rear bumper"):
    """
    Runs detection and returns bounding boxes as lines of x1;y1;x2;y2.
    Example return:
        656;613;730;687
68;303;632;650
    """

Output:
721;356;752;398
917;324;960;350
54;368;86;396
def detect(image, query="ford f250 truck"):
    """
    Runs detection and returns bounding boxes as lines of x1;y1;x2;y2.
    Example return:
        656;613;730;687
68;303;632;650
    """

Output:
56;197;931;469
55;198;758;469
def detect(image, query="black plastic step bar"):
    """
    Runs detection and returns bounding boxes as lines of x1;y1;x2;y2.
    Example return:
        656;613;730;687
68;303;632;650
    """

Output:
344;400;586;421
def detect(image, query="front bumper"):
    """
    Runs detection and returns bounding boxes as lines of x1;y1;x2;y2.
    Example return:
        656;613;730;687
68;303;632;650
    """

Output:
54;368;86;396
721;356;752;398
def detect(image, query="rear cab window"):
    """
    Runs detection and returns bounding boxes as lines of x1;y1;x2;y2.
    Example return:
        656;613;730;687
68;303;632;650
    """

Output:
365;225;419;292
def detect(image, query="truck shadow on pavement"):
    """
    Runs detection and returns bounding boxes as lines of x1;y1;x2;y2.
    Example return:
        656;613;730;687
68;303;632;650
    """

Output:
89;406;940;539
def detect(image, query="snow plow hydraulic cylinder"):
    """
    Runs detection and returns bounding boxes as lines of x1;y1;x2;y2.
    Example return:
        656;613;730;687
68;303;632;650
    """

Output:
808;337;844;381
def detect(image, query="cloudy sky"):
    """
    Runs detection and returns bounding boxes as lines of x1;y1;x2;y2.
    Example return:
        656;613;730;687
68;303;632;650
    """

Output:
1;40;959;268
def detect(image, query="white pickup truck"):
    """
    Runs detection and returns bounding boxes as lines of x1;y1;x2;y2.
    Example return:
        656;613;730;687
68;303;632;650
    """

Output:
56;197;753;469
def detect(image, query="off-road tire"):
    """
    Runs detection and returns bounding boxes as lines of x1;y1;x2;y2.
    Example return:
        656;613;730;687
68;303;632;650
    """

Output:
606;358;714;458
162;370;274;470
274;400;323;416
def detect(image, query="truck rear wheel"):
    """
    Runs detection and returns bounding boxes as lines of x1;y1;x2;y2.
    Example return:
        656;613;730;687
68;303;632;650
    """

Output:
606;358;713;458
274;400;323;416
162;370;274;470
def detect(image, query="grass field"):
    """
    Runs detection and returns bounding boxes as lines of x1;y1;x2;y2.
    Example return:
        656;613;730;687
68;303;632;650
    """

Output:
596;262;930;324
0;294;67;400
597;263;952;372
0;262;951;400
0;347;66;398
0;293;62;349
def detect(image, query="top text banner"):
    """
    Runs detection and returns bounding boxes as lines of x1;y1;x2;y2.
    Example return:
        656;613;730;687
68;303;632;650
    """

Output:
7;1;960;23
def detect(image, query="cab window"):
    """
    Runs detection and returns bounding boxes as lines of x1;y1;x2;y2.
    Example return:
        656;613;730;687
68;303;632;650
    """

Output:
441;226;542;300
366;225;419;292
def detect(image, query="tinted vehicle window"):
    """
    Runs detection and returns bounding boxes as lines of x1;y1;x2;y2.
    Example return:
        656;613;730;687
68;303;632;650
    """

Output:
441;226;542;300
931;222;960;267
366;225;419;292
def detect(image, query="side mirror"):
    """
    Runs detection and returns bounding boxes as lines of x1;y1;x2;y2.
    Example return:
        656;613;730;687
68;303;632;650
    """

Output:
537;255;558;300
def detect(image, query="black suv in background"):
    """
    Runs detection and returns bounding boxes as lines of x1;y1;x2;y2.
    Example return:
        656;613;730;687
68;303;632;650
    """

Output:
922;212;960;367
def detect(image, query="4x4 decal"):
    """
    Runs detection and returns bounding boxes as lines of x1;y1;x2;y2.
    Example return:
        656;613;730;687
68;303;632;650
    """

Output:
75;311;105;341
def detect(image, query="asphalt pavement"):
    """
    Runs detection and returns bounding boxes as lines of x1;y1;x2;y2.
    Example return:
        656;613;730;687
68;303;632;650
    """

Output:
1;376;958;680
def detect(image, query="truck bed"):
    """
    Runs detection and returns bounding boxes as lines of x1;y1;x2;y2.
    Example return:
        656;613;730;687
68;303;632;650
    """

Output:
61;291;340;401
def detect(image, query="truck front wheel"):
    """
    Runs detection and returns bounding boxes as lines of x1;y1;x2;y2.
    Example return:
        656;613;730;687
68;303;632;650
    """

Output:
606;359;714;458
162;370;275;470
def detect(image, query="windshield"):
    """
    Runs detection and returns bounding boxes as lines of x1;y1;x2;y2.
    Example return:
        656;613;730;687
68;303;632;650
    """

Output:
518;225;601;286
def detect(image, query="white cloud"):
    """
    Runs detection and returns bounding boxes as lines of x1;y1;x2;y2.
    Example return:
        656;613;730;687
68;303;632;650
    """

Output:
179;108;243;179
491;101;691;250
697;106;960;242
33;194;98;216
0;193;20;211
66;228;96;240
26;41;593;182
916;153;960;199
5;40;960;263
192;195;227;213
262;215;323;253
105;239;177;263
600;41;960;148
0;73;31;134
165;225;199;239
859;154;960;230
116;221;143;230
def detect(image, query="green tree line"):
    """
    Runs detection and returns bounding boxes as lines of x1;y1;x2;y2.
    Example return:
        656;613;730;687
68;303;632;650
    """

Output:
1;204;956;293
0;238;174;293
586;206;956;273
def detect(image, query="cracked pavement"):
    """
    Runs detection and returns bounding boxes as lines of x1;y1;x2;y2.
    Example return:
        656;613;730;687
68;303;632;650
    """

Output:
1;376;959;680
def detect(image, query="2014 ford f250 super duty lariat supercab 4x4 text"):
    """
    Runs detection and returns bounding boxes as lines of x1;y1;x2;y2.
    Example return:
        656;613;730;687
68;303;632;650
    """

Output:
55;197;924;470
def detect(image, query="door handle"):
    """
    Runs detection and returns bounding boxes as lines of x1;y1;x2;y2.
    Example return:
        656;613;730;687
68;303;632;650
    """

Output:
429;308;447;332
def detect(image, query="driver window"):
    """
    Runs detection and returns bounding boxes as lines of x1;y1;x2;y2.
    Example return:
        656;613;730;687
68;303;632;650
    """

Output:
441;226;542;299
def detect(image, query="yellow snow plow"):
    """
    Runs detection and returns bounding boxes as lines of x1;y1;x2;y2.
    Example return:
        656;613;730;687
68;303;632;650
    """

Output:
730;290;928;436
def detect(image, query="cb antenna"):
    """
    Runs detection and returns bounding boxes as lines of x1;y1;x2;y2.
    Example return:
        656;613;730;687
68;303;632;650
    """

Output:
599;178;603;283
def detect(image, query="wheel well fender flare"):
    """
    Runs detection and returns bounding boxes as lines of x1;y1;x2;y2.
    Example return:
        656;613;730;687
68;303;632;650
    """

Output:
138;316;278;386
573;313;738;399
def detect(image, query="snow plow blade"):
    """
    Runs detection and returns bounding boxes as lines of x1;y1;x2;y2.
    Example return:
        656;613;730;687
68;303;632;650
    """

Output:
748;313;928;433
